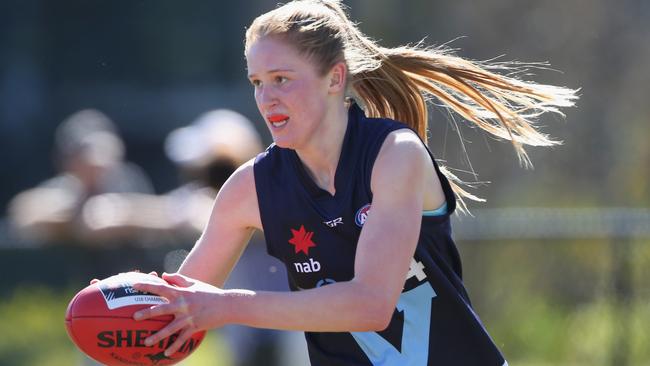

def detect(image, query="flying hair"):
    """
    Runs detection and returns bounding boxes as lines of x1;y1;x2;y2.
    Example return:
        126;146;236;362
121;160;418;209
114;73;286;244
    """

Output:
245;0;579;209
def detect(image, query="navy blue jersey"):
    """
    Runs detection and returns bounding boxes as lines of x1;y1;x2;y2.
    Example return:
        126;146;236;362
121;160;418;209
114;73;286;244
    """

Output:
254;103;506;366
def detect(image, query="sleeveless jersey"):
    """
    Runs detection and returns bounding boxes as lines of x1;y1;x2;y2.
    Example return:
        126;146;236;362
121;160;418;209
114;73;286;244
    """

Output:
254;103;507;366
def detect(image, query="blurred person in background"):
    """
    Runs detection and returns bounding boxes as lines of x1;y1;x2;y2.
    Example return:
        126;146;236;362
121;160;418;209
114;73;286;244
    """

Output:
7;109;154;246
162;109;264;241
77;109;262;245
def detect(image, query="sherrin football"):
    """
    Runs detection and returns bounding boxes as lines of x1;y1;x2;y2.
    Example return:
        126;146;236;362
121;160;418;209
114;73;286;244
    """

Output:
65;272;206;366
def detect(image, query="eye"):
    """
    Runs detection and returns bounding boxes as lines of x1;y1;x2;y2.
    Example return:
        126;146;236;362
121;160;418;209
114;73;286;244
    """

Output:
274;76;288;85
250;79;261;87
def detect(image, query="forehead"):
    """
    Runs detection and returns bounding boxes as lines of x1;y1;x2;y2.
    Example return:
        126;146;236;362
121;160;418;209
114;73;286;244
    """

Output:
246;37;314;76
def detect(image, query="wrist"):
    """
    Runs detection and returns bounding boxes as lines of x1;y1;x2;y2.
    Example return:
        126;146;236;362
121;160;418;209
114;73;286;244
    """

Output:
222;289;256;325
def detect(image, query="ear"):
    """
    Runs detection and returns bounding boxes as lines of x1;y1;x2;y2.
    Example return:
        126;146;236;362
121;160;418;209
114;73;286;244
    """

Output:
327;62;347;94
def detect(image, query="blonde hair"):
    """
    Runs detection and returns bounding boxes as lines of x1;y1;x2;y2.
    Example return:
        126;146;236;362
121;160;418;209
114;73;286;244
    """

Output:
245;0;578;206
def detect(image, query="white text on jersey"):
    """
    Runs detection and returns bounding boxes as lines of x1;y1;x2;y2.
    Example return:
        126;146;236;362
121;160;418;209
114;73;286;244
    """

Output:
323;217;344;227
294;258;322;273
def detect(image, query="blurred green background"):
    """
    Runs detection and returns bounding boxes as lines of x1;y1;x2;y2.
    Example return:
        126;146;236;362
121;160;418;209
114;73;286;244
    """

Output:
1;0;649;365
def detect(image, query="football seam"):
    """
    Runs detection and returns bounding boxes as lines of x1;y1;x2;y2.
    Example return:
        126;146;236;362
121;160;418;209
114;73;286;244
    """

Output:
65;290;84;348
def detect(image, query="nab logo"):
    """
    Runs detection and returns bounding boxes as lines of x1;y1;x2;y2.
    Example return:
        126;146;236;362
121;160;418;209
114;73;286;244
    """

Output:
294;258;322;273
288;225;316;255
323;217;343;227
355;204;371;227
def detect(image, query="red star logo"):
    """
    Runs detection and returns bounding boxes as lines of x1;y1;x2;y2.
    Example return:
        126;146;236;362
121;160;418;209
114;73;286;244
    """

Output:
288;225;316;255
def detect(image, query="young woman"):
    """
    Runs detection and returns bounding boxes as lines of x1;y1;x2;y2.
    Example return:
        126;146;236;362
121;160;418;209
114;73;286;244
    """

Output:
132;1;577;364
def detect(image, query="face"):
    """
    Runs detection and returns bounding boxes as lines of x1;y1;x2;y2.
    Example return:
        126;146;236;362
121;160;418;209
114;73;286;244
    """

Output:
246;36;335;150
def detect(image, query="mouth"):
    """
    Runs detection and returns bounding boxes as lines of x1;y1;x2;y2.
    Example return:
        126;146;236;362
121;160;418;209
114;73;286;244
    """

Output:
267;114;289;128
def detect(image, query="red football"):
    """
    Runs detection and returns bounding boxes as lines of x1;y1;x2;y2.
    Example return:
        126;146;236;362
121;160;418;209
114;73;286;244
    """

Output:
65;272;206;366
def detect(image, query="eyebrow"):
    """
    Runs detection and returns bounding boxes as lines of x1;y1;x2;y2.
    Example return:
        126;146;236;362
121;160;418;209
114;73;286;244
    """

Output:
247;68;295;78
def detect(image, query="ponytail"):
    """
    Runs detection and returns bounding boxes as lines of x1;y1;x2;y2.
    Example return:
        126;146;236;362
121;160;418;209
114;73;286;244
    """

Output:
346;39;577;167
246;0;579;207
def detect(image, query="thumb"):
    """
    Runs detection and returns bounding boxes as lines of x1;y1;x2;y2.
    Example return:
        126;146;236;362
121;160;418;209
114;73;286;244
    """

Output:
162;272;193;288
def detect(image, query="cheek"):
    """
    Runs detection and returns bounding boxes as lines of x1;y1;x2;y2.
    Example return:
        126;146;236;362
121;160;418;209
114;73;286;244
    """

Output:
253;89;265;114
286;81;324;110
281;82;302;99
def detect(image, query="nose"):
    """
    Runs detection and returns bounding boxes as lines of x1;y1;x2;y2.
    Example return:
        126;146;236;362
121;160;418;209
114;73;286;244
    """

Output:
257;85;278;110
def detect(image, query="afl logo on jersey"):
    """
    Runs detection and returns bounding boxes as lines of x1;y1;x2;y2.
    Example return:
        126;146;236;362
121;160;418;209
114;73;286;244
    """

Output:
355;203;371;227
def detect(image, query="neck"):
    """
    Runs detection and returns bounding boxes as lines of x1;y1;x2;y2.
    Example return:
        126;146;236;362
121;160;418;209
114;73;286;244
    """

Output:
295;102;348;195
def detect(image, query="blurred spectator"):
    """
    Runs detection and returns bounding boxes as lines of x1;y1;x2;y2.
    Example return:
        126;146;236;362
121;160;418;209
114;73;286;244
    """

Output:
7;109;154;245
162;108;264;239
77;109;265;245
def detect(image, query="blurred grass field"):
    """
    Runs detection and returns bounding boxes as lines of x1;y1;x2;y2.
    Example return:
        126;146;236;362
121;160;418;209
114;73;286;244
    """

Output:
459;239;650;366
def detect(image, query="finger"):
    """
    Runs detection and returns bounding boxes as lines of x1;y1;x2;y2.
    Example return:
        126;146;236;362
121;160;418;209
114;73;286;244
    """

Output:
132;282;176;299
162;272;193;288
133;303;176;321
143;318;186;347
148;271;159;277
164;327;195;356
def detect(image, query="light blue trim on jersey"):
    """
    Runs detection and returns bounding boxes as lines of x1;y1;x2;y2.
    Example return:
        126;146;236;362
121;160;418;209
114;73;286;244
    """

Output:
422;201;447;216
351;283;437;365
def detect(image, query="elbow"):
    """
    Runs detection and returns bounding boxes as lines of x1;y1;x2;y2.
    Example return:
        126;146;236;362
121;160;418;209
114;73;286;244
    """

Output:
353;292;396;332
366;304;394;331
362;318;392;333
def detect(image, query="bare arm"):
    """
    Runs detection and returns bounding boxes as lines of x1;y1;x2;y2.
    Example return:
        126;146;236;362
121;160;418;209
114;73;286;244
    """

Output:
177;159;262;287
133;130;439;354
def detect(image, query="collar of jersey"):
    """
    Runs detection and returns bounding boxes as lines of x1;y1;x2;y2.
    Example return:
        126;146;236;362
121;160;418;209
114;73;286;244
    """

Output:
288;103;360;200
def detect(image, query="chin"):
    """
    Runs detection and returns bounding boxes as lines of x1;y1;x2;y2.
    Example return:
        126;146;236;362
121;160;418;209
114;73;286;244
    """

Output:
272;131;307;151
272;137;294;149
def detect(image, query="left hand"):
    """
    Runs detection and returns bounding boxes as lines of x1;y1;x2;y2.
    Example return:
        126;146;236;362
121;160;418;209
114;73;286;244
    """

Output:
132;272;226;356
